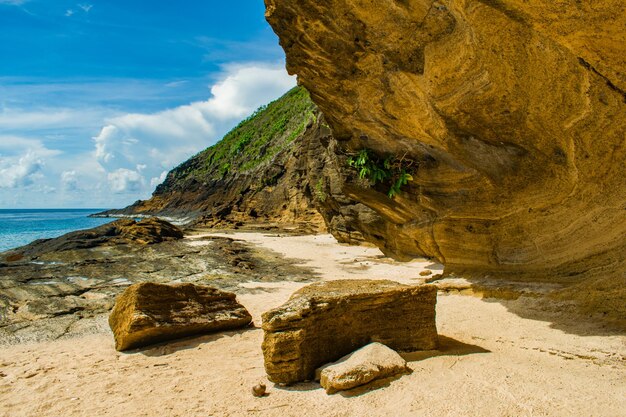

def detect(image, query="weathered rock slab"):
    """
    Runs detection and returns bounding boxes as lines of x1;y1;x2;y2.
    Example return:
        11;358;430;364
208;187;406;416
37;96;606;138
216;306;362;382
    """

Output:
262;280;437;384
109;282;252;351
265;0;626;281
316;342;409;393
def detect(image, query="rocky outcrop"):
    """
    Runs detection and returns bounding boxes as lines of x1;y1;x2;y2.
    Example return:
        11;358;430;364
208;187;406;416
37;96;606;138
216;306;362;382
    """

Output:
2;218;183;261
261;280;437;384
316;342;409;394
109;283;252;351
264;0;626;280
0;233;316;346
96;87;327;234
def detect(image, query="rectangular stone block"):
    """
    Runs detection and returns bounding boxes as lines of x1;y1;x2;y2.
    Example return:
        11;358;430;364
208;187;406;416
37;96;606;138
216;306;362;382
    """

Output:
261;279;437;384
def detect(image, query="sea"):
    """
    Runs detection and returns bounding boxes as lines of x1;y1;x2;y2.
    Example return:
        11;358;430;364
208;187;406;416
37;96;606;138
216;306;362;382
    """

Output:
0;209;114;253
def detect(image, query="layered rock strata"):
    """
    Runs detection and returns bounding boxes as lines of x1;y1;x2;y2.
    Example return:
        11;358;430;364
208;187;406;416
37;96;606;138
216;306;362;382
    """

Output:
261;280;437;384
109;283;252;351
264;0;626;280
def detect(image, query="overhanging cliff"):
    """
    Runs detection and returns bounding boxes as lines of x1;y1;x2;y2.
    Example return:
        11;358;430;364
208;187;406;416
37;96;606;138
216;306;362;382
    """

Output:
264;0;626;281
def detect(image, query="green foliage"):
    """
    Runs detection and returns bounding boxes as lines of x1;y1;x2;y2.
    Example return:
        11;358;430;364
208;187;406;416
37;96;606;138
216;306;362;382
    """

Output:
347;148;416;198
167;86;317;183
314;178;327;202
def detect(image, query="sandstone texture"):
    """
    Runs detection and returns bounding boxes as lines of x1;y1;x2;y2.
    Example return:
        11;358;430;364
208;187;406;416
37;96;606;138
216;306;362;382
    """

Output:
264;0;626;281
109;282;252;351
261;280;437;384
317;342;409;393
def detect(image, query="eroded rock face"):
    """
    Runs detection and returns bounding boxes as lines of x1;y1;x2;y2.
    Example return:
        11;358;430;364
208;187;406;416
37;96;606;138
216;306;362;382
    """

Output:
109;282;252;351
265;0;626;280
261;280;437;384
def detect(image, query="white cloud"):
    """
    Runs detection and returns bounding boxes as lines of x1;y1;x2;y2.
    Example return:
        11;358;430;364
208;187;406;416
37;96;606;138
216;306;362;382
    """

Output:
78;3;92;12
203;64;297;120
92;62;296;197
150;170;168;189
61;170;78;191
0;136;62;189
65;9;74;17
107;168;145;194
0;62;296;207
0;152;44;188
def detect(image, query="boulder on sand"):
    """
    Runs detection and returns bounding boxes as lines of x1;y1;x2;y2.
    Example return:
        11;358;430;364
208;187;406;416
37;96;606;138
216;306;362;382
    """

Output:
262;280;437;384
109;282;252;351
316;342;409;394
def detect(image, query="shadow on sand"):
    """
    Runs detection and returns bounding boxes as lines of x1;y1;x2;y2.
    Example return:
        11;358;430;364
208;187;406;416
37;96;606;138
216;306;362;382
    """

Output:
120;326;259;357
276;335;489;396
457;275;626;337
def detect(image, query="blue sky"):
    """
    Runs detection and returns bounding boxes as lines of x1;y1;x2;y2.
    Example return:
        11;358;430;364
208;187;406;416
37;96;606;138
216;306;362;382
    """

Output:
0;0;296;208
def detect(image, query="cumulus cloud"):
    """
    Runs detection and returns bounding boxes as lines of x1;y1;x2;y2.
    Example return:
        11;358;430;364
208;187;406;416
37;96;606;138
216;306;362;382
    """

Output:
0;136;61;189
0;63;296;206
107;168;145;193
150;171;168;189
0;152;44;188
92;63;296;196
61;170;78;191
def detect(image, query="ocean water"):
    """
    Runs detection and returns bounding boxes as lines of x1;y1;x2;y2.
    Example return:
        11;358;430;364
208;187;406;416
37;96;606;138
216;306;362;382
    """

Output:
0;209;114;253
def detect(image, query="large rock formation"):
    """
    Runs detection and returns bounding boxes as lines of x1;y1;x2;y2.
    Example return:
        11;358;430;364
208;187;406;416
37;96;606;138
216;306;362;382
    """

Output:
97;87;326;234
109;282;252;351
264;0;626;280
262;280;437;384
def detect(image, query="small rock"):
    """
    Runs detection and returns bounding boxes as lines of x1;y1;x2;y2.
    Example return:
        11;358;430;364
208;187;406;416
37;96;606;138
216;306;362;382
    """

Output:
251;383;266;397
425;274;443;283
317;342;409;394
419;270;433;276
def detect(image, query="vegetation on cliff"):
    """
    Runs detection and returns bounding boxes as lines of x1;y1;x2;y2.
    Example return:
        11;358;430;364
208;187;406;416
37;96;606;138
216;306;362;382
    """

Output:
158;86;316;190
99;86;327;231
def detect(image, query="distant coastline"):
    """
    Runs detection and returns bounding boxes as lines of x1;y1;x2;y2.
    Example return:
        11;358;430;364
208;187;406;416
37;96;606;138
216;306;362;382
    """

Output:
88;211;193;226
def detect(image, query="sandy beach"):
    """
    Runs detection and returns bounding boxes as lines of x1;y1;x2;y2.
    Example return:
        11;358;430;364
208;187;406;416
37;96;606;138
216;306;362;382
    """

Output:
1;232;624;417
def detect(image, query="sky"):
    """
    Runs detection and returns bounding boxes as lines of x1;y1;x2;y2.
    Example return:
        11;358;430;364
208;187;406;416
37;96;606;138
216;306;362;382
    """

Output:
0;0;296;208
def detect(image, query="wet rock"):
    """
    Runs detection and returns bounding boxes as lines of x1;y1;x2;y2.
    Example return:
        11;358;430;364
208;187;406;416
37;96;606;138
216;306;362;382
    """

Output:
3;218;183;260
316;342;409;394
261;280;437;384
109;282;252;351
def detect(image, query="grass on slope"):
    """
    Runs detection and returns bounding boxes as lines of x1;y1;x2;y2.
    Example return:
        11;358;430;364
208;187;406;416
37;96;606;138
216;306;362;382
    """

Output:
169;86;316;183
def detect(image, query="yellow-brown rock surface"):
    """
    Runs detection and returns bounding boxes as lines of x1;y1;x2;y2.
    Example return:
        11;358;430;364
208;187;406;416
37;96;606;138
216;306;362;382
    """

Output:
261;280;437;384
109;283;252;351
265;0;626;280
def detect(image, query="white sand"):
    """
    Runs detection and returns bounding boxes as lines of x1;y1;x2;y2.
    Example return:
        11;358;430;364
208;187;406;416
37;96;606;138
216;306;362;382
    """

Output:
1;233;624;417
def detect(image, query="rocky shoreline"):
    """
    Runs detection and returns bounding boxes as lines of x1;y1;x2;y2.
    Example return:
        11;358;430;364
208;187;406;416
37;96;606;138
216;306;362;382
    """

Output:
1;228;624;416
0;220;317;346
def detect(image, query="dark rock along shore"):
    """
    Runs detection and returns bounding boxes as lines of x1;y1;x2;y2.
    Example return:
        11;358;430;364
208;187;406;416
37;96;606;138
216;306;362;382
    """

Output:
0;226;317;345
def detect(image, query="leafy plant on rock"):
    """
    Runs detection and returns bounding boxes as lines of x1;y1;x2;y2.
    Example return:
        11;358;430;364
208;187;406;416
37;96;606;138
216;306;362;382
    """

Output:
347;148;416;198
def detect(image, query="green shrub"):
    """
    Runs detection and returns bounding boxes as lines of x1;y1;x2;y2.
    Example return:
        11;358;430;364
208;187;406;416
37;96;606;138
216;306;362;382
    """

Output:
347;148;416;198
